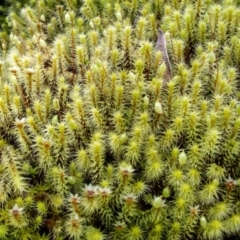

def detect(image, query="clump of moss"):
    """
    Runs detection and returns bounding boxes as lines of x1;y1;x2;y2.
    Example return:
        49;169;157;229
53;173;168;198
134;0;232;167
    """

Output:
0;0;239;239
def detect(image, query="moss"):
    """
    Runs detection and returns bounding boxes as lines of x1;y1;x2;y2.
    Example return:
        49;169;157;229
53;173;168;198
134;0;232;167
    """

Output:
0;0;239;239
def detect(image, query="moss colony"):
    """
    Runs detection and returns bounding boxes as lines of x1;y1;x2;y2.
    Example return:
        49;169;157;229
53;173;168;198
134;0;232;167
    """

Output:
0;0;240;239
